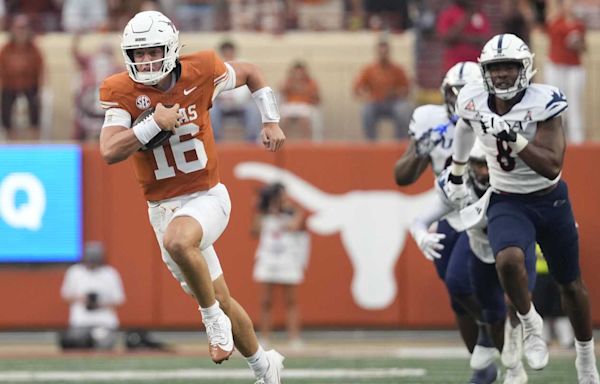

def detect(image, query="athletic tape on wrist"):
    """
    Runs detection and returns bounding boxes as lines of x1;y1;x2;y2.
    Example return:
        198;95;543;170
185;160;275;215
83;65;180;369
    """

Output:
252;87;280;123
450;161;467;176
509;133;529;154
132;115;162;145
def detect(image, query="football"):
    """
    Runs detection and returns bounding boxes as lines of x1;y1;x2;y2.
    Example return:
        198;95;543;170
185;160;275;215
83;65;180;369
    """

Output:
134;107;174;151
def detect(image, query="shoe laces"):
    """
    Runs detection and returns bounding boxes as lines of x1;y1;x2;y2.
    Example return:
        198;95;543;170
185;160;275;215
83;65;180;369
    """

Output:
205;317;228;346
579;374;600;384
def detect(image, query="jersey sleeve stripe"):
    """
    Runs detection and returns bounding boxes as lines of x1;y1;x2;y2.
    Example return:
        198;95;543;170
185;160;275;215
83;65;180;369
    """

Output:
543;104;568;122
214;72;228;85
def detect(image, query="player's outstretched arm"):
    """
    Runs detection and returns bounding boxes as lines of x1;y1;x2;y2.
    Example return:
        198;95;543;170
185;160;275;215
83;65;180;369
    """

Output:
516;116;565;179
229;61;285;152
394;139;431;185
100;103;180;164
409;195;451;261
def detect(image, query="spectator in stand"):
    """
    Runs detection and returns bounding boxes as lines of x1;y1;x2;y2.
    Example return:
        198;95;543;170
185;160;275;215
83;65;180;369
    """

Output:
353;39;412;141
209;40;262;141
544;0;587;144
363;0;411;32
71;32;121;141
436;0;490;71
58;0;109;32
279;61;322;141
59;242;125;350
0;15;44;141
501;0;535;45
252;183;310;348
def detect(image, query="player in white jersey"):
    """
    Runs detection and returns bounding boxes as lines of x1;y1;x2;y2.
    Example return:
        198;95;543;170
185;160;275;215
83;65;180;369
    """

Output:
395;62;500;383
412;141;534;383
445;33;599;383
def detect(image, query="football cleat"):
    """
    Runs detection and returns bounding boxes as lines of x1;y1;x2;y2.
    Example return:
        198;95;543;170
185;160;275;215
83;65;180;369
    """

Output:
254;350;285;384
502;361;528;384
471;345;500;370
502;321;524;369
469;363;498;384
576;357;600;384
520;310;548;370
203;312;234;364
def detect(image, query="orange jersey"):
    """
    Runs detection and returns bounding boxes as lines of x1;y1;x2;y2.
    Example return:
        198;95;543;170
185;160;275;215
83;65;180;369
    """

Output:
100;50;229;201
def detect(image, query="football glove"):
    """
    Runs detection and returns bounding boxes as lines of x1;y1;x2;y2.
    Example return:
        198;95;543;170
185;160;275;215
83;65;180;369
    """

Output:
443;171;469;207
480;114;517;142
414;231;446;261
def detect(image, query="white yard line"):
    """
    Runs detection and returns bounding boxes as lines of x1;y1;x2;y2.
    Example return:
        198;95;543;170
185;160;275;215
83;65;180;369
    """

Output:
0;368;426;382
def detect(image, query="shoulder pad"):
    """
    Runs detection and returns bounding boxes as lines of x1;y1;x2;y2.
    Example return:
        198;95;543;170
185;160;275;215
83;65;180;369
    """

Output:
525;84;568;122
456;83;487;121
409;104;447;137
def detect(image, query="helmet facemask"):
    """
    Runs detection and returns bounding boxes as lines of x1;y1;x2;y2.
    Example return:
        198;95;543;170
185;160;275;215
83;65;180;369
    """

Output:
481;59;531;101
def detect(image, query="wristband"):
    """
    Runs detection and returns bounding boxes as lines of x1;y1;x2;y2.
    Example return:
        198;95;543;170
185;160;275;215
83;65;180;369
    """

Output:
508;133;528;154
450;161;467;176
252;87;280;123
132;115;161;145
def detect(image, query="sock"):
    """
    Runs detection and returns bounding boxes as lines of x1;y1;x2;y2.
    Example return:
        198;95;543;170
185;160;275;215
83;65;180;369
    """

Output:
516;303;539;328
575;338;597;371
476;321;494;348
199;301;221;320
246;345;268;377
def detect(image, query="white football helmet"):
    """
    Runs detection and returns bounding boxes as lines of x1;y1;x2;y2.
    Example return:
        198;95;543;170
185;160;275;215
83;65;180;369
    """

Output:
478;33;536;100
440;61;482;116
121;11;180;86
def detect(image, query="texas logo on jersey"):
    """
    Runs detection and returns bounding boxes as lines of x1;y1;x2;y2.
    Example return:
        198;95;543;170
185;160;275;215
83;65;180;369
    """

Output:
99;50;231;201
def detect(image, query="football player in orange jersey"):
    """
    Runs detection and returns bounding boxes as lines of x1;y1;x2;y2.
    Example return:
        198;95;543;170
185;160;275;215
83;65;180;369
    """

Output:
99;11;285;384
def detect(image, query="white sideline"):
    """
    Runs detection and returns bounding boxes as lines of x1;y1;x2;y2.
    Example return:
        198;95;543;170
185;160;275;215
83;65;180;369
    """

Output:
0;368;426;382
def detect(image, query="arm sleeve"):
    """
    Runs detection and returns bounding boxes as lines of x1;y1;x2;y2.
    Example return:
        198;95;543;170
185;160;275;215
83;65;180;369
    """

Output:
410;194;454;240
452;118;475;163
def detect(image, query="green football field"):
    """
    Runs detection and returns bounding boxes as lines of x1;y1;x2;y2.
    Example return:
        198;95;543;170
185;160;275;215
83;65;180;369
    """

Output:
0;354;581;383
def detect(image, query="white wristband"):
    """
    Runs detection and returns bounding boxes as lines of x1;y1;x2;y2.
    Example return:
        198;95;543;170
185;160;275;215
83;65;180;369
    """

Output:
132;115;161;145
508;133;529;154
252;87;280;123
450;161;467;176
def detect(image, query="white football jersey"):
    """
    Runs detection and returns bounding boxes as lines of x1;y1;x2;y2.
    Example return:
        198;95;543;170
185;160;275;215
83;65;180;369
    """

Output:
436;168;494;263
456;83;567;194
409;104;455;177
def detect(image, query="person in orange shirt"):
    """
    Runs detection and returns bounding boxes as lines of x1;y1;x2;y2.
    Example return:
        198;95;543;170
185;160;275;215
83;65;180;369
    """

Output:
0;15;44;140
99;11;285;384
279;61;322;140
544;0;587;144
353;39;412;140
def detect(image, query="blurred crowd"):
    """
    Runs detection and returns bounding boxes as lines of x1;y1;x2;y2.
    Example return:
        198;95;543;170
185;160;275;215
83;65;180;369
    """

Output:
0;0;598;33
0;0;597;142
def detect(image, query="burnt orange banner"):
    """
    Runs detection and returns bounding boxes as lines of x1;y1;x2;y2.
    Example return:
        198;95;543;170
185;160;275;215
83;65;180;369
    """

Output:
0;142;598;329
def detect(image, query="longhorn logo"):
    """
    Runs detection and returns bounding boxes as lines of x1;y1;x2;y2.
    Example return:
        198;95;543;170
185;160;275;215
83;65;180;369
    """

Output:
235;162;437;310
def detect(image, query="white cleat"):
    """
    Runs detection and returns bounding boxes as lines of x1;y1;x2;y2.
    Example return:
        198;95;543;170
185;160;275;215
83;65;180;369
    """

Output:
471;345;500;370
503;361;528;384
203;312;234;364
576;358;600;384
502;321;523;369
255;350;285;384
521;311;548;370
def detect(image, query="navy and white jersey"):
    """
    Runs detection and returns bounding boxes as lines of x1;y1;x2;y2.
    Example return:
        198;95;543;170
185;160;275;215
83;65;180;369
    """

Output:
409;104;455;177
456;83;567;194
436;168;494;264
